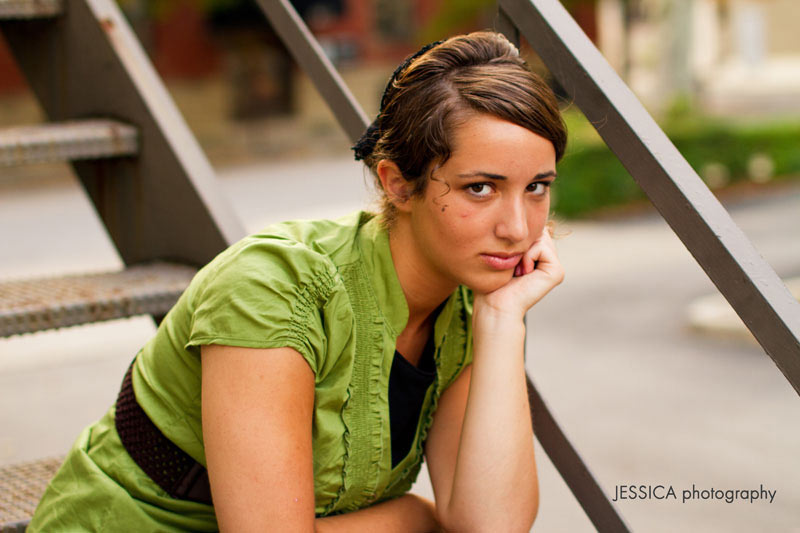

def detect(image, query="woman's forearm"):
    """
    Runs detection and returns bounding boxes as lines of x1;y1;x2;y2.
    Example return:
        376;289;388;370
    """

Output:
439;310;538;532
315;493;439;533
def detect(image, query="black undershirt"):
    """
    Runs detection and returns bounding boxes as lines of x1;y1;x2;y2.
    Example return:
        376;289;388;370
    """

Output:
388;335;437;467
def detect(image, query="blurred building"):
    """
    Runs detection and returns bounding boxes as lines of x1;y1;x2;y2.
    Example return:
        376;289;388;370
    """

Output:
598;0;800;114
0;0;442;110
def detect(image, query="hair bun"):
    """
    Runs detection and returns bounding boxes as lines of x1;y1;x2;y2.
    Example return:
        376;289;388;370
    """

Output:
352;118;381;161
352;39;445;162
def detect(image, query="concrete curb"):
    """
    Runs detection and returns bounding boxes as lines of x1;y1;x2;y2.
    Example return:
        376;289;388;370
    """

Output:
687;277;800;342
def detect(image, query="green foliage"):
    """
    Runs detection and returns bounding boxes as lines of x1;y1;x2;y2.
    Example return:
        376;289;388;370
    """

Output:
418;0;493;44
419;0;597;44
117;0;240;21
552;111;800;218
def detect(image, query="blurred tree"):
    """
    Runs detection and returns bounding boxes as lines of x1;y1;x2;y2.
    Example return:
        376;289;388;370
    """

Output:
420;0;599;44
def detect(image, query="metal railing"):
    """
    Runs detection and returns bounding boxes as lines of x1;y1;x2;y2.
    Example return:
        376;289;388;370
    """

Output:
498;0;800;393
255;1;800;531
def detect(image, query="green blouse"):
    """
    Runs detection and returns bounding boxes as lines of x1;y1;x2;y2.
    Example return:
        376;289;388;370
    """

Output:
30;211;474;531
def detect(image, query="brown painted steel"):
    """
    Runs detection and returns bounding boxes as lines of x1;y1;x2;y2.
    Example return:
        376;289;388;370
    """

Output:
0;0;246;267
0;262;196;337
496;6;520;47
253;0;370;143
501;0;800;394
527;375;631;532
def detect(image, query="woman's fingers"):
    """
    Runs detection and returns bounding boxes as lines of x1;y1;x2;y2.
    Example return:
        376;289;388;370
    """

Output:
520;230;556;276
476;229;564;318
529;231;564;282
522;246;536;275
515;230;564;305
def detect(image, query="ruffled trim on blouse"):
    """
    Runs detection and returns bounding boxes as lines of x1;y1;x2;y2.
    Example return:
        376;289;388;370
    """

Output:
323;260;386;514
382;285;474;498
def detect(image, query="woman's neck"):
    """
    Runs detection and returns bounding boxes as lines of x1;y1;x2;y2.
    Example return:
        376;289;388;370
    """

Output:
388;218;458;331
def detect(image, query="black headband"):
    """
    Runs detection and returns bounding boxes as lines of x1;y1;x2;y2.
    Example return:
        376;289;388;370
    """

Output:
352;39;445;162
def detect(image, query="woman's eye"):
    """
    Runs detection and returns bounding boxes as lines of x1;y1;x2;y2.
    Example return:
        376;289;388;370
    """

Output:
527;182;550;196
467;183;493;197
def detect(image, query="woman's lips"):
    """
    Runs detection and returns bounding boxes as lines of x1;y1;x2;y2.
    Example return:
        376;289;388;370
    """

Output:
480;253;523;270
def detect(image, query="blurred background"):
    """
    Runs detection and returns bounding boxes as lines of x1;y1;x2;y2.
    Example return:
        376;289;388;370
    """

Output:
1;0;799;531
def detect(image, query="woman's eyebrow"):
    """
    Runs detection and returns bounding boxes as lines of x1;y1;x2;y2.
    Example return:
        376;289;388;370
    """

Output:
457;170;557;180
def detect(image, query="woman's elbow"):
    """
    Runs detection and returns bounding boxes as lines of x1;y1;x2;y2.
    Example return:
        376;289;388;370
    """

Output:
436;498;538;533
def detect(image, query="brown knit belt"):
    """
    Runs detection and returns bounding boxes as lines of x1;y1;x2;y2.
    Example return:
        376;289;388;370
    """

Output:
115;361;212;505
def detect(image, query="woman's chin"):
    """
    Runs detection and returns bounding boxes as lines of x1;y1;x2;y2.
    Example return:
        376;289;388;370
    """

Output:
463;271;514;295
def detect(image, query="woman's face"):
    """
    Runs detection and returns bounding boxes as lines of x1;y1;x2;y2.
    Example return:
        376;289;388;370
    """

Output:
408;113;557;295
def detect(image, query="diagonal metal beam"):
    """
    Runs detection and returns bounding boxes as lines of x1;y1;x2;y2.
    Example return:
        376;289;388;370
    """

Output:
253;0;370;144
501;0;800;395
495;5;520;47
527;375;631;532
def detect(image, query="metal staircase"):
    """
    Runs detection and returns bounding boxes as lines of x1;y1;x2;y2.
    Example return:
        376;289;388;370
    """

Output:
0;1;244;525
0;0;246;343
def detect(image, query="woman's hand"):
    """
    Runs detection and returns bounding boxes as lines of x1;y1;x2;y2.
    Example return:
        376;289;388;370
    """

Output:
474;228;564;322
426;234;557;531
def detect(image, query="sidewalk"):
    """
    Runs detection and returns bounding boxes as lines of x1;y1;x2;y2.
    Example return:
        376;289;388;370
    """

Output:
1;158;798;532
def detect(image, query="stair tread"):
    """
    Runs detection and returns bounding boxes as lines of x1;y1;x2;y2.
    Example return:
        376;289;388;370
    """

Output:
0;0;61;20
0;456;62;528
0;119;138;166
0;262;196;336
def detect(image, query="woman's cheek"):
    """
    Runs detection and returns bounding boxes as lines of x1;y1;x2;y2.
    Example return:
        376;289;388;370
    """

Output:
529;211;549;238
434;209;470;246
449;202;476;219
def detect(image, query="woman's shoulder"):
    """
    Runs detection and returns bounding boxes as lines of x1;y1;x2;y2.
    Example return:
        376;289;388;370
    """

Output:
254;211;375;260
199;211;375;288
182;212;376;369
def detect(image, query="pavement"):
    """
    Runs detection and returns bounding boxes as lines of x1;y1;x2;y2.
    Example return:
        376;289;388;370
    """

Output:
1;158;798;532
688;277;800;342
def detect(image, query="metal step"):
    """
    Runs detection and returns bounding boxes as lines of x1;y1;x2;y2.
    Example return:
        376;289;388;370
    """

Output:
0;0;61;20
0;456;62;532
0;119;138;167
0;262;196;337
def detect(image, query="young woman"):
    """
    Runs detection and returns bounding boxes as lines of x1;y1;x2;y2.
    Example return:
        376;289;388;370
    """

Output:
30;31;566;532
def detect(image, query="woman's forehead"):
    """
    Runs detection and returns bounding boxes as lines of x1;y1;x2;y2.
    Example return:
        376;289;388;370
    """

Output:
445;115;557;172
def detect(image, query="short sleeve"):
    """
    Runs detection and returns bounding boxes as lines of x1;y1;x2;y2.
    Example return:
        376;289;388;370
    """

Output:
185;237;338;375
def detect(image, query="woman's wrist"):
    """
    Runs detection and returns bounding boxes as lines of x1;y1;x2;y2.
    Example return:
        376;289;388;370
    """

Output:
472;300;526;331
472;310;525;356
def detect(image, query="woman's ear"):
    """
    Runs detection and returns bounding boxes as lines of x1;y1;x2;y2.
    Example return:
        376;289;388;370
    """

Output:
376;160;413;213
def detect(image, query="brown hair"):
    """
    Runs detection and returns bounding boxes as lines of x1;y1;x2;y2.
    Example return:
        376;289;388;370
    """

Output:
356;31;567;225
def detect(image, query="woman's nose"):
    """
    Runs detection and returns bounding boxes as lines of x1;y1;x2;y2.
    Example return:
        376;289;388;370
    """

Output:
494;199;529;242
